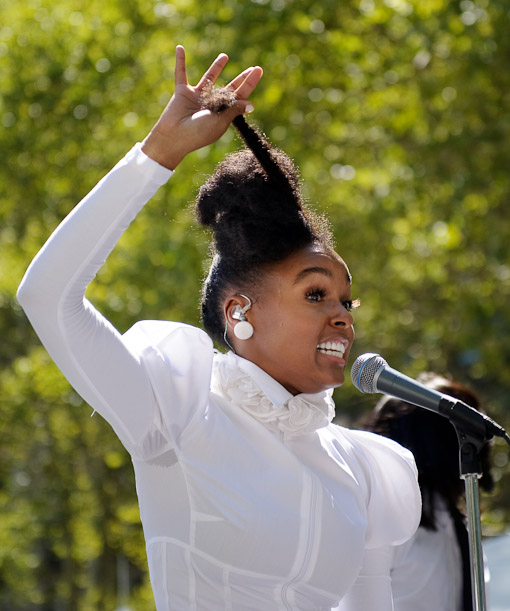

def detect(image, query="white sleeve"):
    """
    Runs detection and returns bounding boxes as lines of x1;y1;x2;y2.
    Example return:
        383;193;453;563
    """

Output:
17;144;173;456
335;546;394;611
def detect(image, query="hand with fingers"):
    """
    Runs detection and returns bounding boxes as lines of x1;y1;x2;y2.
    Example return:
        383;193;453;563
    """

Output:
142;45;263;170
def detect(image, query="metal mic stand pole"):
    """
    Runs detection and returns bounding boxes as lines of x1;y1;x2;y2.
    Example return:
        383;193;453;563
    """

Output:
457;431;488;611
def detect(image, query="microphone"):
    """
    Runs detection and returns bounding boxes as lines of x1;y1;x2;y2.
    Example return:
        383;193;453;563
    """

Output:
351;353;508;441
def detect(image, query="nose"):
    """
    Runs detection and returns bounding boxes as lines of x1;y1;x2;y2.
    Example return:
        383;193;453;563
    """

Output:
330;303;354;328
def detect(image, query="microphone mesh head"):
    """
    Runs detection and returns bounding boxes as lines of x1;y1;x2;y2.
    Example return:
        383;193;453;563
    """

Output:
350;353;387;393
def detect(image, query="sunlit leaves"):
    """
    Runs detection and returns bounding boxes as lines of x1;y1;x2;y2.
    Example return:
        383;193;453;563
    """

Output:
2;0;510;605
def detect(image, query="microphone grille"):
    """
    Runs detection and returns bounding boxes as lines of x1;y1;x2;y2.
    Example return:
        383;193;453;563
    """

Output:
351;353;387;393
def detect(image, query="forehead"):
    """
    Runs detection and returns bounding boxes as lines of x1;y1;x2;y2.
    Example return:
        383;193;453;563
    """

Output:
267;246;351;285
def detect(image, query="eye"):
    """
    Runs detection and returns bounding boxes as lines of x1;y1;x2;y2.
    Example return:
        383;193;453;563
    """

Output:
342;298;361;312
306;288;326;302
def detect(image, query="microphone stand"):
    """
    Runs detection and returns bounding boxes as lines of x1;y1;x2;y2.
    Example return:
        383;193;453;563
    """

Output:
460;438;487;611
441;398;490;611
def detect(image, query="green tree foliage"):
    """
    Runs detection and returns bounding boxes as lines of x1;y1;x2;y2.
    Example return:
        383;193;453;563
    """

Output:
1;0;509;606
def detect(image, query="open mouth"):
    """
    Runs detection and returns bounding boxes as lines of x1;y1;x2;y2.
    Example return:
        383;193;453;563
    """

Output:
316;341;346;359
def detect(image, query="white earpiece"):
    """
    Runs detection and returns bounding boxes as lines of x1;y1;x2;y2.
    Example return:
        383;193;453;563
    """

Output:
233;320;254;340
231;295;254;341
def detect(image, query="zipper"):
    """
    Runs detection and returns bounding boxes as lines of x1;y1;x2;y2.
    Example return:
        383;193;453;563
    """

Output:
281;471;319;609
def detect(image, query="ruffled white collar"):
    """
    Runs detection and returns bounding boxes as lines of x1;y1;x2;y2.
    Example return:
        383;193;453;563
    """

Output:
211;351;335;437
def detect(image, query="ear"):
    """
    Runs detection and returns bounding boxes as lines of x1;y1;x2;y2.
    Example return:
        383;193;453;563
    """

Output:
223;295;250;330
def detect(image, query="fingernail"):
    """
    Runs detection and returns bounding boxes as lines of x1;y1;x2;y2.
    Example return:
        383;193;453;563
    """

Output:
244;103;254;114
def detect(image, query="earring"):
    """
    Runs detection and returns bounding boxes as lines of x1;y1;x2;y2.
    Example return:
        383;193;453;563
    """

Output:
232;295;254;341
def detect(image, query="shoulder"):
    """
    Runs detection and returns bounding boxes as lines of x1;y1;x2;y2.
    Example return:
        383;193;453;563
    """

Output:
327;424;417;470
123;320;213;357
342;426;417;469
328;424;421;547
122;319;214;384
122;320;215;429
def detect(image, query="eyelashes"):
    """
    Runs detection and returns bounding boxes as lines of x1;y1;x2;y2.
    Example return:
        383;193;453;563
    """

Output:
306;288;327;302
343;298;361;312
306;289;361;311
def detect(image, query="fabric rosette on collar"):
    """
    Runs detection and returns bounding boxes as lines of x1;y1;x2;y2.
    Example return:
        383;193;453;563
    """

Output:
212;352;335;436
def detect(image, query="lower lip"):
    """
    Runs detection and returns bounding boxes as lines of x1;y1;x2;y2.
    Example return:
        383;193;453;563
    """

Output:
317;349;346;365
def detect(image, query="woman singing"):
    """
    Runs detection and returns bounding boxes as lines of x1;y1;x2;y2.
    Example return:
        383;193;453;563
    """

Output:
18;45;420;610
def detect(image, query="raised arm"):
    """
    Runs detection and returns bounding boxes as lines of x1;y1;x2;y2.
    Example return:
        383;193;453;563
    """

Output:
17;47;262;456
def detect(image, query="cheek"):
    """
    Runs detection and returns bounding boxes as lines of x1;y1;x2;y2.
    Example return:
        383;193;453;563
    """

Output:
265;318;294;349
255;312;297;348
277;316;320;353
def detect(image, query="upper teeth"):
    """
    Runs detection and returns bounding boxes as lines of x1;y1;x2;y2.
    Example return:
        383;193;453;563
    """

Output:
317;341;346;356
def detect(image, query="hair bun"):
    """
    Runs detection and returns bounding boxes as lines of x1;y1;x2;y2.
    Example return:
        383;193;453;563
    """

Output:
196;112;333;347
196;147;315;266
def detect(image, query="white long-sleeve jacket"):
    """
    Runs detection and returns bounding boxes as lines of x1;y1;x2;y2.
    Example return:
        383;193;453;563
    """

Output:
18;144;420;610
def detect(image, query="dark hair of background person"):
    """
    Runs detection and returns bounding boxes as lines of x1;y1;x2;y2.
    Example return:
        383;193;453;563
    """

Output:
194;89;334;348
362;372;494;531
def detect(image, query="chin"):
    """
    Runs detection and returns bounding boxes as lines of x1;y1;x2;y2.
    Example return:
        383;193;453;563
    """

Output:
324;372;345;390
323;380;344;393
300;378;344;395
285;367;345;395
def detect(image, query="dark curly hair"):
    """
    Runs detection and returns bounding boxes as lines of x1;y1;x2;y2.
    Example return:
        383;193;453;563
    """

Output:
195;88;333;348
362;372;494;530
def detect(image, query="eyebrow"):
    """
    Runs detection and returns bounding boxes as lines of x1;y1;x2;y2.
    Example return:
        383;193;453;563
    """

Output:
293;266;352;285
